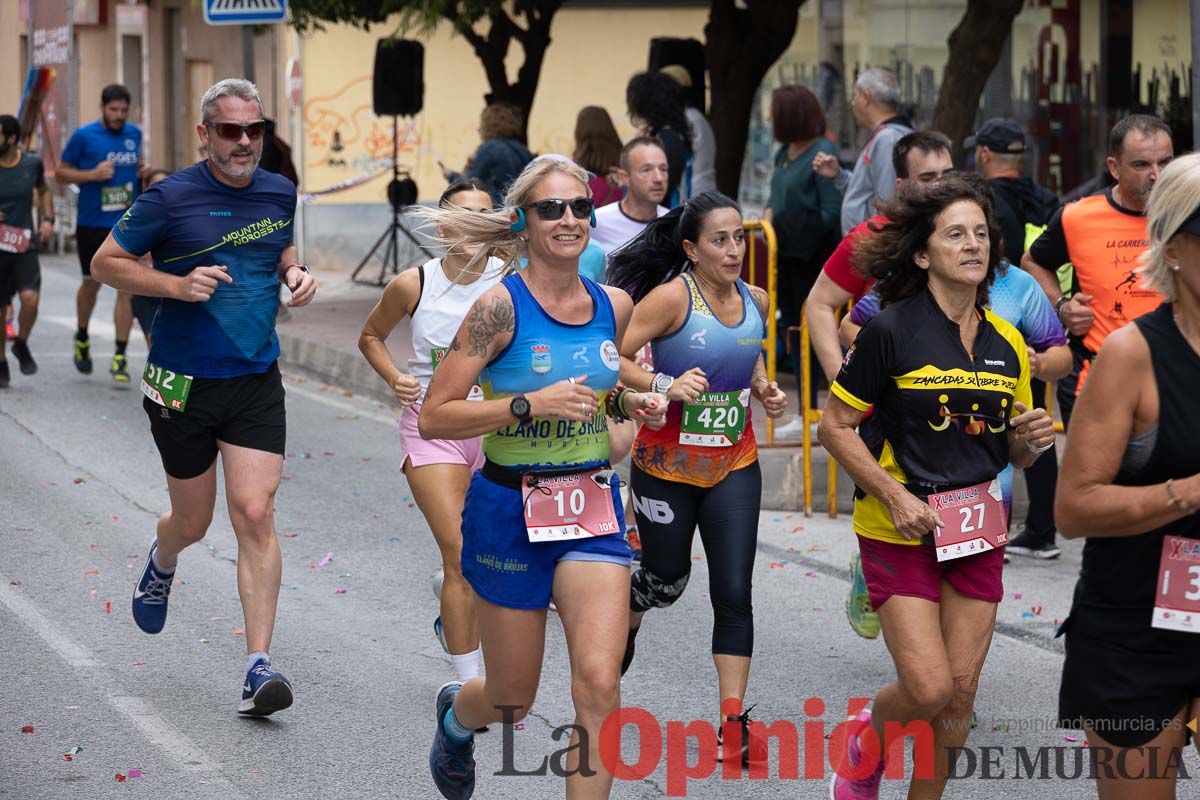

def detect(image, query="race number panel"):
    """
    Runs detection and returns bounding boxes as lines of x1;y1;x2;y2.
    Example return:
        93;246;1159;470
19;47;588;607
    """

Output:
679;390;749;447
1152;535;1200;633
930;478;1008;562
522;470;621;543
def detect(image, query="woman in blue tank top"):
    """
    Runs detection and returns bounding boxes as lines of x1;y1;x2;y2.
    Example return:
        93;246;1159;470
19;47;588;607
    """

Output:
607;191;789;768
417;156;667;800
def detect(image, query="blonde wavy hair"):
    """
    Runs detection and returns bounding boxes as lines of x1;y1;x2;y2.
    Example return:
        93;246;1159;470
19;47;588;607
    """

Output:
414;155;593;276
1138;152;1200;302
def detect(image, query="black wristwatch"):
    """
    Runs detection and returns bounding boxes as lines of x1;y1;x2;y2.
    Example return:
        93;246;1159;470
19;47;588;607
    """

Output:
1054;295;1071;319
510;394;532;422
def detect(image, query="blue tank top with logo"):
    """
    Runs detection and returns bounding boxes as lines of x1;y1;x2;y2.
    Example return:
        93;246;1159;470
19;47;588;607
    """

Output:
480;273;621;471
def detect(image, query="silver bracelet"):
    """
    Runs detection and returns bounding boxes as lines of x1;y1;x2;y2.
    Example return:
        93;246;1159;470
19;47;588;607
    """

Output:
1026;439;1054;454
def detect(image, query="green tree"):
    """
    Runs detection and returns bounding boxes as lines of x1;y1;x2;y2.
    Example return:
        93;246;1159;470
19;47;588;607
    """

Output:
289;0;563;139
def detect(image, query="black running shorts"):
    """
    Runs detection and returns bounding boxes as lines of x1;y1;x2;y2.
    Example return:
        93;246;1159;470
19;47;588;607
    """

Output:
0;250;41;305
143;361;286;480
1058;608;1200;748
76;225;111;277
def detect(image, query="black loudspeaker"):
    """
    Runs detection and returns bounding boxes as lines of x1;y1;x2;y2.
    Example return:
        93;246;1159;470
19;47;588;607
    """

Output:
373;39;424;116
648;37;707;112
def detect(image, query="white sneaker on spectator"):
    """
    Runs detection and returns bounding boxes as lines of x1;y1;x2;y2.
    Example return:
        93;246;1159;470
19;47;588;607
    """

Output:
772;416;807;440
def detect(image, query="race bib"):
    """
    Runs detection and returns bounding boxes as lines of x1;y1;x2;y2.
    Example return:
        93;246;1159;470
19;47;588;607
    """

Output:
522;470;621;543
679;390;750;447
140;361;194;412
431;347;482;401
930;478;1008;562
0;224;31;254
1151;535;1200;633
101;183;133;212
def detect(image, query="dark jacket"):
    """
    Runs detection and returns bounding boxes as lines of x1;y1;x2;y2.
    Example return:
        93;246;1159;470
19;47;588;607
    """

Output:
989;176;1059;265
452;137;535;204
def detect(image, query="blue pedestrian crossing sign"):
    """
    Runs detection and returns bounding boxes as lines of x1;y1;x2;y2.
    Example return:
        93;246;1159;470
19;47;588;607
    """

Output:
204;0;287;26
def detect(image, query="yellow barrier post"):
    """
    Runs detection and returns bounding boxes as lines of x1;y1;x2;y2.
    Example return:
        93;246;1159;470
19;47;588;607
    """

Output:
800;307;814;516
743;219;778;445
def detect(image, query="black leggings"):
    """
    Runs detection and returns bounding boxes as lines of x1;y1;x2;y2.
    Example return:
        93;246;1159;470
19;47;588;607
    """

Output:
629;461;761;657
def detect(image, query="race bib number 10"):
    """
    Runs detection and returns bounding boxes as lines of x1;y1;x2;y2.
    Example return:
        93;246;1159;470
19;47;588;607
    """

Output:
522;470;621;543
1152;535;1200;633
930;478;1008;562
140;361;194;412
679;390;750;447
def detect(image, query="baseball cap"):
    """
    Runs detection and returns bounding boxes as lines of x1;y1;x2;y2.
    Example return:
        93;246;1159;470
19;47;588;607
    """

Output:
965;118;1025;154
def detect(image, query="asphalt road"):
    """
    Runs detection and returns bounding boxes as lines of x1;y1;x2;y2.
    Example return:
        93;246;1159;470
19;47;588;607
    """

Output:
1;260;1186;799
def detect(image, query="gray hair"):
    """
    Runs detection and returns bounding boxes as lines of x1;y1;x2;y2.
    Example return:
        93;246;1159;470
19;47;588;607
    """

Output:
855;68;901;109
1138;152;1200;302
200;78;264;123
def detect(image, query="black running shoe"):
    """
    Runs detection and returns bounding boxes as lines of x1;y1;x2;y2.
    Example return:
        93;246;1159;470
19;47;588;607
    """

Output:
10;338;36;375
0;360;9;389
716;704;769;768
620;626;640;676
1006;531;1061;559
430;681;475;799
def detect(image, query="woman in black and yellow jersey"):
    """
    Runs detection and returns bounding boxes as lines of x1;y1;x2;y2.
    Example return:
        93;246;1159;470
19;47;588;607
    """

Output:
819;176;1056;800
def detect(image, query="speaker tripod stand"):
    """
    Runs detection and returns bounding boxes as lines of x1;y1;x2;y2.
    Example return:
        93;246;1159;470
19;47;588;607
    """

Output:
351;115;433;286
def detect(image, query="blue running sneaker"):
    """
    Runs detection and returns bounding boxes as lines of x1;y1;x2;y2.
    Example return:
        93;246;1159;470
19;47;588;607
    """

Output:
434;616;450;654
131;540;174;634
238;657;294;716
430;681;475;799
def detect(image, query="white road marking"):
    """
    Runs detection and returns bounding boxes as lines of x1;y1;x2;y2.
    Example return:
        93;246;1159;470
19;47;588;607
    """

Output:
109;696;221;772
0;579;100;668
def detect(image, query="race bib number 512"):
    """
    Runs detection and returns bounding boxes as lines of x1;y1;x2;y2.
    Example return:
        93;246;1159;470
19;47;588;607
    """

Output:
140;362;194;412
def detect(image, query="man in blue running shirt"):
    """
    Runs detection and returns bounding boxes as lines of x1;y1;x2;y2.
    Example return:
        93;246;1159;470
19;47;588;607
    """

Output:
58;84;146;382
92;78;316;717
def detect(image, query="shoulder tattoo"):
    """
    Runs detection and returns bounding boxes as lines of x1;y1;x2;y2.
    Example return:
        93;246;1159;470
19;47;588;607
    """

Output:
462;294;515;358
748;285;770;317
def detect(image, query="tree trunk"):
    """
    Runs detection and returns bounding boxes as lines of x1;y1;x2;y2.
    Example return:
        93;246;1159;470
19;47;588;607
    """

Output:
450;1;561;143
932;0;1025;166
706;0;803;197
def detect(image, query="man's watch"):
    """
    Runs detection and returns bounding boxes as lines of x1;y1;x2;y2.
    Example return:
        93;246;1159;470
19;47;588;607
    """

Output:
650;372;674;395
510;394;532;422
1054;295;1071;318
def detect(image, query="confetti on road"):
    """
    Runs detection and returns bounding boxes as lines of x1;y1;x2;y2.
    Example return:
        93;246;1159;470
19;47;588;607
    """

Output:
20;725;33;733
132;661;145;667
319;552;334;568
233;628;244;636
115;773;126;782
209;616;226;621
769;562;784;569
104;600;111;614
1064;736;1078;743
83;568;99;575
73;478;85;485
128;769;142;778
1012;592;1023;600
335;588;347;594
804;571;818;578
792;526;804;533
199;639;210;644
282;532;298;539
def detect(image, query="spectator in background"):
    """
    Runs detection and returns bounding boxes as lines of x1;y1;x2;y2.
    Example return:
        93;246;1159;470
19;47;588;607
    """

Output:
813;67;912;235
626;72;691;207
764;86;842;399
592;137;669;258
259;119;298;185
440;103;534;205
573;106;623;208
659;64;717;196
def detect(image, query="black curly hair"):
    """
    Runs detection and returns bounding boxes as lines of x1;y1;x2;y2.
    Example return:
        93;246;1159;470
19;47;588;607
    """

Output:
626;72;692;146
852;173;1002;308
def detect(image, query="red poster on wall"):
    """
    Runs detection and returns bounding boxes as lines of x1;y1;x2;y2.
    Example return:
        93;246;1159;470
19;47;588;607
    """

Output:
27;0;73;179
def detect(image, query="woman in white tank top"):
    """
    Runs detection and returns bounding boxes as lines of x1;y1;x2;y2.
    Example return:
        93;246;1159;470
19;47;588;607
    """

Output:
359;180;501;684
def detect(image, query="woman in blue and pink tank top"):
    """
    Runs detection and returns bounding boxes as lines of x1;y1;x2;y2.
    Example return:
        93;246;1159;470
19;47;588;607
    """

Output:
607;191;789;768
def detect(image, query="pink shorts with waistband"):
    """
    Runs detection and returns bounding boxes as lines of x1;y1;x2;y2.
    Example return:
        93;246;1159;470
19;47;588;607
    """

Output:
398;404;485;471
857;534;1004;610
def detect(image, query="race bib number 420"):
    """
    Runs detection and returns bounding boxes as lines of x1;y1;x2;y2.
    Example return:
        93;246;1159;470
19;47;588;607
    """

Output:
522;470;621;543
1152;535;1200;633
930;478;1008;562
140;362;194;412
679;390;750;447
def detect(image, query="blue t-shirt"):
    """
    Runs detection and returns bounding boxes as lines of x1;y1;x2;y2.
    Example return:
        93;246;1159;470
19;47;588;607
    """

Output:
112;162;296;378
61;120;142;228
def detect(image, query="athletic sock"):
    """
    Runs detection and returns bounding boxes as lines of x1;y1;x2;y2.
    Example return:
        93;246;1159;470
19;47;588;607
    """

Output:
450;647;483;681
76;327;88;341
115;340;127;356
442;704;474;745
246;651;269;673
150;547;175;575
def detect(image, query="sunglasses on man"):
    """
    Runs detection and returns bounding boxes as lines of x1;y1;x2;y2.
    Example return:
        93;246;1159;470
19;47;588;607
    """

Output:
205;120;267;141
524;197;595;221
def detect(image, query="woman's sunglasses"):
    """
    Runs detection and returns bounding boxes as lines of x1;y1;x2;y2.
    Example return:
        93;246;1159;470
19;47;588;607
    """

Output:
524;197;594;221
205;121;267;141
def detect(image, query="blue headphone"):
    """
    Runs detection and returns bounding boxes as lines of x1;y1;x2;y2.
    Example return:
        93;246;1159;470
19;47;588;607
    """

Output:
509;206;598;233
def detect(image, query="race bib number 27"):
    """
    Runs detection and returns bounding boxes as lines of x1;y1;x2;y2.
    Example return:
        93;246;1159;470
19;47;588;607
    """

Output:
930;478;1008;562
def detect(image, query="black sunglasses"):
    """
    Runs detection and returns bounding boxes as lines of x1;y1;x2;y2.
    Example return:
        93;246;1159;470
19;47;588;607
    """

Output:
205;120;267;141
525;197;594;222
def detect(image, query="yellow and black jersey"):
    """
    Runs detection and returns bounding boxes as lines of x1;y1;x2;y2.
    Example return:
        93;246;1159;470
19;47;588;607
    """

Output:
831;288;1033;545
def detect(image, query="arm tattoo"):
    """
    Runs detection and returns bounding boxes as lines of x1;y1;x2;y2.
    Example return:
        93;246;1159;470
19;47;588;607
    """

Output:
748;286;770;318
466;295;515;358
448;332;461;352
